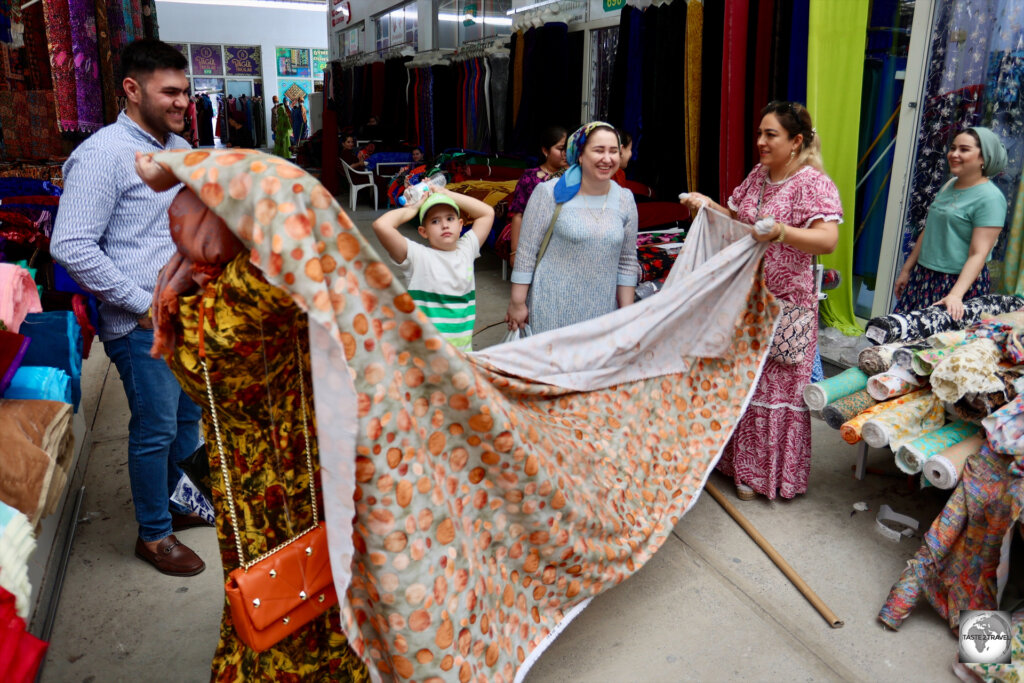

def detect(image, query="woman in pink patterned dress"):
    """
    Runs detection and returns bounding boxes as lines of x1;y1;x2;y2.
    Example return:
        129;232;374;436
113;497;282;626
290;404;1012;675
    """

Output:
682;101;843;500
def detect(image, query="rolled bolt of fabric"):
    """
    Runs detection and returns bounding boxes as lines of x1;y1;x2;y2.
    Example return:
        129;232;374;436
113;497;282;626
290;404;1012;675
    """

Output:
981;393;1024;456
858;342;903;376
929;338;1003;403
821;389;877;430
859;391;944;450
839;388;932;445
866;365;924;401
891;341;932;370
948;367;1023;423
893;420;980;475
927;329;969;348
921;434;985;488
865;294;1024;345
802;367;869;411
911;342;968;376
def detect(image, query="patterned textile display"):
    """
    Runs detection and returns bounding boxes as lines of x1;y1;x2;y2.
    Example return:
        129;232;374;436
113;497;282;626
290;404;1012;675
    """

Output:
637;243;682;283
949;367;1022;423
92;0;117;125
0;91;63;161
149;148;779;682
163;258;367;682
893;263;992;316
911;342;968;375
865;295;1024;345
442;179;517;217
802;367;868;412
839;388;931;445
891;341;932;369
878;442;1022;631
0;263;40;332
970;312;1024;365
930;338;1004;403
866;366;923;401
984;395;1024;467
895;420;979;475
858;342;900;375
41;0;76;131
821;389;877;430
921;433;984;489
860;391;944;450
929;329;969;348
68;0;102;133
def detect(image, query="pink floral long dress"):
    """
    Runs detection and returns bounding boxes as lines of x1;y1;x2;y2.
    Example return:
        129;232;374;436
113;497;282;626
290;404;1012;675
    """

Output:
718;164;843;498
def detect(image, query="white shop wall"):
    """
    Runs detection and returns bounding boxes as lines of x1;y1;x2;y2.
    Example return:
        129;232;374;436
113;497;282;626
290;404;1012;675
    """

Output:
157;0;330;140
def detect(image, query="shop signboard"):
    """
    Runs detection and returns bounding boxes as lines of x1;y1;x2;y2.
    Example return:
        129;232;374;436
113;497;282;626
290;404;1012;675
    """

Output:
331;0;351;27
311;49;329;80
463;3;477;26
602;0;626;10
225;46;261;77
276;47;310;78
169;43;189;71
190;44;223;76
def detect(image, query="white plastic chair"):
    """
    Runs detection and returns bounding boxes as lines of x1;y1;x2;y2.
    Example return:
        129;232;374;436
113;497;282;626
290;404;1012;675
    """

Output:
341;160;378;211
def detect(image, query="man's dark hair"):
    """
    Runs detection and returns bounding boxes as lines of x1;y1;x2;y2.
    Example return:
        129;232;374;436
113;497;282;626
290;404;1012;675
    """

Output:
120;39;188;81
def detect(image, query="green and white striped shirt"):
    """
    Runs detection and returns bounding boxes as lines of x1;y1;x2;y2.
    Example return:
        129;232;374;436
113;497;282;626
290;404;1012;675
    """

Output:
396;232;480;351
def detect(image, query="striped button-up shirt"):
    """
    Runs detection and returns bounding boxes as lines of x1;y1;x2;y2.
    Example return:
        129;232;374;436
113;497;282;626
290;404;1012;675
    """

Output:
51;112;189;341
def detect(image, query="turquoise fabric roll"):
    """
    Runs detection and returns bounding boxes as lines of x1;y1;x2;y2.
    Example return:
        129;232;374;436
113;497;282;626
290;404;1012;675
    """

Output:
802;367;869;411
894;420;980;475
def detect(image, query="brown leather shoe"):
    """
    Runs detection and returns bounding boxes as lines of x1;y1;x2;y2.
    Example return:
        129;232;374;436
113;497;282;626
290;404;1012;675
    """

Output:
170;511;214;531
134;535;205;576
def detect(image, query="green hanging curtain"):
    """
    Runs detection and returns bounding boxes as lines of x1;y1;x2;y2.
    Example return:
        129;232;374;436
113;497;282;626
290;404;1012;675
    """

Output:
1002;175;1024;296
805;0;869;336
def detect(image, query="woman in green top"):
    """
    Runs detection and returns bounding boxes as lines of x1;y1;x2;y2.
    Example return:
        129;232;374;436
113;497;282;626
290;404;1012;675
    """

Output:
271;96;293;158
893;127;1008;320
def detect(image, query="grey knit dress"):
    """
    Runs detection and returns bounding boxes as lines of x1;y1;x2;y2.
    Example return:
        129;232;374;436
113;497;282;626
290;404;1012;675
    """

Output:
510;179;639;334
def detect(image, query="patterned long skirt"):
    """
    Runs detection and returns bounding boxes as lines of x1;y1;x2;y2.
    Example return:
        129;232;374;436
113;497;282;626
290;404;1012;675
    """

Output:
893;263;991;315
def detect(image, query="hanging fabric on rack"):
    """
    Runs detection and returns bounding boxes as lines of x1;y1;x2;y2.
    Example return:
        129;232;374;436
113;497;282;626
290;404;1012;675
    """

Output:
69;0;103;133
719;0;749;203
699;0;723;202
806;0;869;336
684;0;703;193
94;0;118;125
769;0;793;100
786;0;809;103
488;51;509;153
747;0;774;174
42;0;76;131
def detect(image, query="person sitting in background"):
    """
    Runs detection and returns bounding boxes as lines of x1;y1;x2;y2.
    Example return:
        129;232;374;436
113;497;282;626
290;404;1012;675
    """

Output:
505;125;568;267
340;134;365;170
373;189;495;352
893;127;1008;321
613;129;633;185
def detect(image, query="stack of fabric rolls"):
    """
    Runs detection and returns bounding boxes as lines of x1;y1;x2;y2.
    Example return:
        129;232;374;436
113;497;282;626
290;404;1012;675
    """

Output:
804;300;1024;490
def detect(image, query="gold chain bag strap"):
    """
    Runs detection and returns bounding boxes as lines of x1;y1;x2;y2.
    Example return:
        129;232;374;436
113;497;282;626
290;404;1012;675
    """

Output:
200;337;337;653
757;175;816;366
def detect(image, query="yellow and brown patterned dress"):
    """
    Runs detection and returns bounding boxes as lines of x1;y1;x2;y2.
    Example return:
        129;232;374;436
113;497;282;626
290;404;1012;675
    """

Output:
165;253;368;682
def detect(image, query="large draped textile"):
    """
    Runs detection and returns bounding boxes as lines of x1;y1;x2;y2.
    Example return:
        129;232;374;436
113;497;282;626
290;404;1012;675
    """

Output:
150;149;778;682
805;0;869;335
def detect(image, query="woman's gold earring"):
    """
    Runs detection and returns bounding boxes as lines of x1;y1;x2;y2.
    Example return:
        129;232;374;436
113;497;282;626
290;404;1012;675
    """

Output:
790;150;796;158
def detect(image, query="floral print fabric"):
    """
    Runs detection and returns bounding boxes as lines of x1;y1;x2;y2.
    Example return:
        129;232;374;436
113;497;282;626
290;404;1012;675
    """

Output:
930;338;1004;403
866;294;1024;345
860;391;944;450
866;367;923;402
150;149;779;682
821;389;877;430
839;388;931;445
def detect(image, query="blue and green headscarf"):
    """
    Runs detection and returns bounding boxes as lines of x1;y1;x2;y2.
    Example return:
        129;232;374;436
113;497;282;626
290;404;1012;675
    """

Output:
553;121;616;204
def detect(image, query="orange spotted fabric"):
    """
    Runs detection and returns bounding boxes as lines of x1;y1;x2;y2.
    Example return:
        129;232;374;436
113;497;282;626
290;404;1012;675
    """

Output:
151;149;777;682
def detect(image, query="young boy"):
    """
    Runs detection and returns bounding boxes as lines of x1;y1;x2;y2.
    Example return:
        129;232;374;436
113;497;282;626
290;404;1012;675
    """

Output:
373;189;495;352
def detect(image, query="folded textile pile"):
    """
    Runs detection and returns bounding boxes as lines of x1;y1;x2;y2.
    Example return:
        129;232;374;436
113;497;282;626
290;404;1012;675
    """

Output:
0;501;35;618
0;585;47;683
864;294;1024;345
2;366;71;403
18;311;82;409
0;399;74;525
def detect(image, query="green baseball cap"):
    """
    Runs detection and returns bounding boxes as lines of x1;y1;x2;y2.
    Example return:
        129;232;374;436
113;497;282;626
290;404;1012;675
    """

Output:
418;193;460;224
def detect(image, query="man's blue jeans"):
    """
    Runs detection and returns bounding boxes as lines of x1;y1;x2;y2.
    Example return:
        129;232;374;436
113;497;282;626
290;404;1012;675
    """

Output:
105;327;202;542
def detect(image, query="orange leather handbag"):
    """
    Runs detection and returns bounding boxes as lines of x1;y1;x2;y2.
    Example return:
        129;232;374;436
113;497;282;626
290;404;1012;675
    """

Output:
200;340;338;653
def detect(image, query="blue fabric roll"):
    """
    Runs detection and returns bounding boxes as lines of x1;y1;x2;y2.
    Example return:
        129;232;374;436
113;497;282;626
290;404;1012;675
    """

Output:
3;366;71;403
786;0;809;104
18;311;82;410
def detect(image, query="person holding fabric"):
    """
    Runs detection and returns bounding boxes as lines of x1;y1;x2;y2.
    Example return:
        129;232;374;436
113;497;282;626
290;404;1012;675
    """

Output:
506;122;639;333
682;101;843;500
893;127;1009;321
50;39;208;575
507;125;567;267
135;158;370;681
271;96;292;158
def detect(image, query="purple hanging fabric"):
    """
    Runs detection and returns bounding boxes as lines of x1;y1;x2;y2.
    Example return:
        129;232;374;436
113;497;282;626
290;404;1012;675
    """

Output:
68;0;103;132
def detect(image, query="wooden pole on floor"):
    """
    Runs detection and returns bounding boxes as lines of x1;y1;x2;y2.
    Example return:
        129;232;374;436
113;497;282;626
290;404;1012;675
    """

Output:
704;482;845;629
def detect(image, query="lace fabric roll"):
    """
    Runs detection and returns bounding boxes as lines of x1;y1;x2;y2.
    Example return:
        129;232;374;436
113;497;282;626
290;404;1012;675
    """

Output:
865;294;1024;345
860;391;944;450
802;367;869;411
839;388;931;445
866;366;923;401
821;389;877;430
921;434;985;488
929;338;1003;403
858;343;901;376
894;420;979;474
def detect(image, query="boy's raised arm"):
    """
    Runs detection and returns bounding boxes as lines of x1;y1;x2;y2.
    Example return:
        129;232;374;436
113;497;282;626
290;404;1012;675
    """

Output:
442;189;495;245
372;204;419;264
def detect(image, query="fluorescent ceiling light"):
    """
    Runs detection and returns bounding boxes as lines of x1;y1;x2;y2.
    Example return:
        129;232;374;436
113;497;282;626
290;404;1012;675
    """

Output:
437;12;512;26
162;0;327;11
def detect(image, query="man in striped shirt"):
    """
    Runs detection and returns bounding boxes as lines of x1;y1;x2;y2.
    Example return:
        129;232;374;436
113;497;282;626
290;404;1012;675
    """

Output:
372;190;495;352
51;39;206;577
